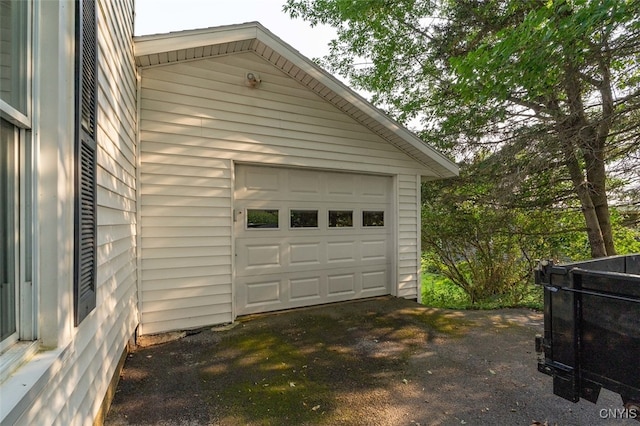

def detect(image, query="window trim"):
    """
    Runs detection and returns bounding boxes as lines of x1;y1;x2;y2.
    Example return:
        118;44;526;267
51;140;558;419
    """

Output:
0;100;30;129
0;123;36;372
0;0;36;359
1;121;19;352
0;0;31;121
18;127;35;341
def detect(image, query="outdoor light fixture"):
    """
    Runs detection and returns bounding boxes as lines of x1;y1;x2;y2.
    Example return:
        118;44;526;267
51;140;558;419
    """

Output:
246;71;261;88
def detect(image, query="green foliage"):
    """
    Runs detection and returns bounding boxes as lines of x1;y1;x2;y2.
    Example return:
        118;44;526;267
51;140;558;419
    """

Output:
421;169;639;307
420;156;589;306
286;0;640;258
611;209;640;254
421;194;548;304
421;272;543;310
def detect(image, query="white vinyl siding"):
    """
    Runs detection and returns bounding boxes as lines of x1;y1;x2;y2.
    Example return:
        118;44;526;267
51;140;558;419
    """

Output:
138;51;427;334
7;1;139;424
139;54;427;174
139;155;233;335
397;174;421;299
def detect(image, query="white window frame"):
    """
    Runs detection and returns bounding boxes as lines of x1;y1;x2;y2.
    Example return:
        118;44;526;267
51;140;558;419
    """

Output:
0;0;37;382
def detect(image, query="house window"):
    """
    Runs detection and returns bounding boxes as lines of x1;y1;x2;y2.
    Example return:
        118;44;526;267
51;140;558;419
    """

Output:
0;1;34;354
0;119;18;349
328;210;353;228
0;0;29;116
363;210;385;227
247;209;279;229
290;210;318;228
74;0;98;326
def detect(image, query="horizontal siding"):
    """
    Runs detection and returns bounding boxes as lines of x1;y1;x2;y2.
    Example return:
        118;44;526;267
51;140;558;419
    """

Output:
139;52;426;175
17;1;139;424
397;174;420;299
139;51;427;334
74;0;139;422
139;150;233;334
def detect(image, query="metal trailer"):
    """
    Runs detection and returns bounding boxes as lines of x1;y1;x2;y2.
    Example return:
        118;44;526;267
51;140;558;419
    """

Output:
535;254;640;412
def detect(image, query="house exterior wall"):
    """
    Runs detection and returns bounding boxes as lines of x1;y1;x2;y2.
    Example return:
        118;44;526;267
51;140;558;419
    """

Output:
138;51;424;335
0;1;138;424
397;174;422;300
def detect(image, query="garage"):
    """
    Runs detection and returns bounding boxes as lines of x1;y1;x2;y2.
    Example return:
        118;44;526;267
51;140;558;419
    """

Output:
135;22;458;335
234;165;392;315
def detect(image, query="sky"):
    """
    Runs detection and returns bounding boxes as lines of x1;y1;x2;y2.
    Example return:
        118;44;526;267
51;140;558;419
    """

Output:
134;0;337;60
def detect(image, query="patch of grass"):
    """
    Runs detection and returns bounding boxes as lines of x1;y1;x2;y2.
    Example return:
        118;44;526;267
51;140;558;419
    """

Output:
421;272;543;310
421;273;470;309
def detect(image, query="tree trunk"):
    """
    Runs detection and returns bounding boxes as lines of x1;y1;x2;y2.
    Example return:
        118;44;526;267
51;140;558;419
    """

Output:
561;59;611;258
563;143;608;258
585;150;616;256
592;35;617;257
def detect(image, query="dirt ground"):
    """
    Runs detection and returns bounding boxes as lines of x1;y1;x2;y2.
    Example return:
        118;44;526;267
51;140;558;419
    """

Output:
105;296;634;425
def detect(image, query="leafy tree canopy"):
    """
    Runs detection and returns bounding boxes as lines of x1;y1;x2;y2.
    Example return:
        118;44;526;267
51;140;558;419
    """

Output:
285;0;640;257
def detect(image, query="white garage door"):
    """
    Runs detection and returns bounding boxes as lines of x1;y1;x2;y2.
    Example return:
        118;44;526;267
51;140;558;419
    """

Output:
234;165;392;315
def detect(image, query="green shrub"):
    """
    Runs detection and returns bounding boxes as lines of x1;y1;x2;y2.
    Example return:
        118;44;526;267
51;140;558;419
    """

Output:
421;272;543;310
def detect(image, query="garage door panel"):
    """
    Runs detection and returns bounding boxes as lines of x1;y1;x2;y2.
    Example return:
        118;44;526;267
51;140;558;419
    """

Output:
328;273;356;296
362;240;387;260
245;244;281;268
238;266;390;314
235;165;392;316
290;277;322;301
360;175;389;198
326;173;355;196
245;168;280;190
290;242;322;265
327;241;356;263
362;270;387;290
289;170;321;194
245;280;281;306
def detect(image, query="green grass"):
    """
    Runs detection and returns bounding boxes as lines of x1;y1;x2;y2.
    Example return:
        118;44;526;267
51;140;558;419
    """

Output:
421;272;543;310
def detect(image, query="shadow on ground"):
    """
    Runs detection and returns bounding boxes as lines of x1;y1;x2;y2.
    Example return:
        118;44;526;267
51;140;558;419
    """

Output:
105;296;632;425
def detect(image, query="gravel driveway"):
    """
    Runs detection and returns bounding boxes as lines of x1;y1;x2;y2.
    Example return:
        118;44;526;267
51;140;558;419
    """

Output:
105;296;634;425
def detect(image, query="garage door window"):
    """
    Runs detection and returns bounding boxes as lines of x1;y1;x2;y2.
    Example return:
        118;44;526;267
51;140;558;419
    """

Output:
329;210;353;228
363;210;384;227
290;209;318;228
247;209;279;229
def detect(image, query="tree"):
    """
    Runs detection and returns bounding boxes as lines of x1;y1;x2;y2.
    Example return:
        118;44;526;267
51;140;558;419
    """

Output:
420;153;593;304
285;0;640;257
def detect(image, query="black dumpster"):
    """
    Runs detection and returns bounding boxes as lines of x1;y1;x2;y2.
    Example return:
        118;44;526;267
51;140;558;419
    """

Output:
535;254;640;411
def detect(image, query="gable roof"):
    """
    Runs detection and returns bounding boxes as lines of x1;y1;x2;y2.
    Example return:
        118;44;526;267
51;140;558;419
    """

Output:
133;22;458;178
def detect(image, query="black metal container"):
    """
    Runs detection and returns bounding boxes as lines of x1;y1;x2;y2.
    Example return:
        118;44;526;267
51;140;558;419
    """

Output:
535;254;640;410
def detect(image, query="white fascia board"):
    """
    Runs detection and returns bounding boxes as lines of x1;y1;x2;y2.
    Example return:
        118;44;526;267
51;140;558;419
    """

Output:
254;25;459;178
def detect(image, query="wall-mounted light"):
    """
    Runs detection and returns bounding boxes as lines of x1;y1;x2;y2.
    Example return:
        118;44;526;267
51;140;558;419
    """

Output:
246;71;261;88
